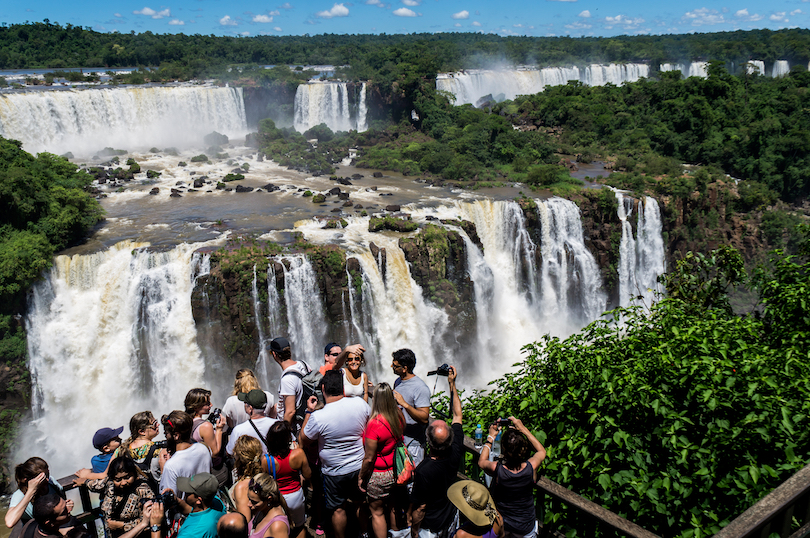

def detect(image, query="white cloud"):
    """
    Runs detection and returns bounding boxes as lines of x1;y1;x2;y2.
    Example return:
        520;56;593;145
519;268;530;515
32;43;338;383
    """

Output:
240;31;250;35
114;13;123;17
316;3;349;18
791;9;803;15
452;10;469;19
279;2;293;8
565;21;592;29
735;8;763;21
454;22;461;27
274;26;282;31
253;14;274;22
367;0;387;6
220;15;238;25
578;10;590;18
683;7;724;25
402;0;420;6
471;20;481;26
133;7;171;19
393;7;418;16
770;11;788;21
168;19;184;25
604;14;644;29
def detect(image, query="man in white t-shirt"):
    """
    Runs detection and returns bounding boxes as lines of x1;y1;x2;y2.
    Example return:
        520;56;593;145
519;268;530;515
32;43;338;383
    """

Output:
225;389;278;454
268;336;310;428
159;411;213;496
301;370;370;538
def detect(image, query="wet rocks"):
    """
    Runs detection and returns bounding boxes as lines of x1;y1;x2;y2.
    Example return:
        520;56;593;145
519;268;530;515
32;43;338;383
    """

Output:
337;178;352;186
328;187;342;196
373;172;383;178
149;187;160;195
261;184;280;192
235;185;253;193
385;204;401;212
193;178;205;188
312;194;327;204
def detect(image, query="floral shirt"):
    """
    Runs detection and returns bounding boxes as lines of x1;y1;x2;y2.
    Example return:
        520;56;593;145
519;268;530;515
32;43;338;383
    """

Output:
87;477;155;537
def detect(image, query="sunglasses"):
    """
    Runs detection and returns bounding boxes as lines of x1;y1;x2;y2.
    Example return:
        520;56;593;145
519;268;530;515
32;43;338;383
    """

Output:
248;478;264;497
328;352;340;357
347;356;362;362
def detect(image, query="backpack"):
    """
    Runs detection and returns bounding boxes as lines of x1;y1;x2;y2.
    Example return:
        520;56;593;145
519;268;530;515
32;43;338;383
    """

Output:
281;361;322;424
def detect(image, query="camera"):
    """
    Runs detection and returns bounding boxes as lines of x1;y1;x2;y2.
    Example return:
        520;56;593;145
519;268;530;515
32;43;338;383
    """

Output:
496;418;511;427
427;363;451;376
207;408;222;425
152;440;168;450
160;490;177;510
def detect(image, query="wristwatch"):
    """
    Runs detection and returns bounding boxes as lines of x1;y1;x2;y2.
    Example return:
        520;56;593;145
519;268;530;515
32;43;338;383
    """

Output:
150;524;161;533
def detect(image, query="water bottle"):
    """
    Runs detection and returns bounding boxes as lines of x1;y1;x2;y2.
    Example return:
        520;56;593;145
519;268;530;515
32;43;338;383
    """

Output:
491;431;502;459
474;424;483;449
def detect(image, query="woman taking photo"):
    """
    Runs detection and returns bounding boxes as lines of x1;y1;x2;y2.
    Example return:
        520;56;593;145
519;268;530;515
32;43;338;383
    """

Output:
341;348;368;402
86;457;156;538
246;473;290;538
478;417;546;538
358;383;405;538
185;387;228;485
261;421;311;538
231;436;265;521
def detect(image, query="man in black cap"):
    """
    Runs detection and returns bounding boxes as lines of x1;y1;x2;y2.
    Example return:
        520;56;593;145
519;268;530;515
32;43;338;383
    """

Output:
224;389;278;454
267;336;312;429
90;426;124;473
175;473;226;538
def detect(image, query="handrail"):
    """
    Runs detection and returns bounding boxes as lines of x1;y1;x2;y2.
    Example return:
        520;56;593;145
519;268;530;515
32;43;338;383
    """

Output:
461;436;661;538
713;463;810;538
56;475;103;527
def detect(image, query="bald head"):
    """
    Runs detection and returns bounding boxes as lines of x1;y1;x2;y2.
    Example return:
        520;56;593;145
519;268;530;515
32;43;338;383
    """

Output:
426;419;454;458
217;512;248;538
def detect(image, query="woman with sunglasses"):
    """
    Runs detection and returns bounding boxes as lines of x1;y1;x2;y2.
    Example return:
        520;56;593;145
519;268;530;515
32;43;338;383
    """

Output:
231;435;265;521
247;473;290;538
86;457;156;537
341;347;369;402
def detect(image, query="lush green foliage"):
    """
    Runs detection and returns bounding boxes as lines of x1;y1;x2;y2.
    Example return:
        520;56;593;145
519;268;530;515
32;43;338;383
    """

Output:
0;137;103;363
462;234;810;537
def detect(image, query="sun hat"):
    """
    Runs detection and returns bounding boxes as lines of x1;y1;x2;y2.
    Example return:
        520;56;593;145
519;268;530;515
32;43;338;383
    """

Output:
447;480;499;527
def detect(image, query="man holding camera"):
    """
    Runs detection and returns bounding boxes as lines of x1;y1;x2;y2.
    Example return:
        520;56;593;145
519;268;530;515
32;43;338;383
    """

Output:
224;389;278;455
159;411;213;497
391;349;431;466
409;365;463;538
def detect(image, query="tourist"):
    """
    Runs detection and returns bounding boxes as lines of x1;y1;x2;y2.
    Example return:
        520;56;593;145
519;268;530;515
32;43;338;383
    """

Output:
341;347;369;401
159;410;213;496
391;349;431;466
230;436;265;521
85;457;156;538
246;474;291;538
119;411;164;485
185;388;228;485
358;382;406;538
16;493;80;538
447;481;504;538
225;390;278;455
261;421;311;538
321;343;342;375
90;426;124;473
478;417;545;538
268;337;311;429
222;369;277;429
409;365;463;538
300;370;370;538
217;512;249;538
5;457;70;530
175;473;227;538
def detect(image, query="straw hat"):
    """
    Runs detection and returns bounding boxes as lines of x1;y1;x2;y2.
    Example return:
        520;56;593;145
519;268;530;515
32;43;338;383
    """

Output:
447;480;498;527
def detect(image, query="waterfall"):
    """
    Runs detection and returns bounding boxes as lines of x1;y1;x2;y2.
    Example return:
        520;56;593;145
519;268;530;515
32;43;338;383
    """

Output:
660;63;685;75
255;263;284;389
436;64;649;107
688;62;709;78
615;191;666;308
276;255;328;362
22;240;216;476
772;60;790;78
251;265;271;386
746;60;766;75
293;82;367;133
0;85;247;156
536;198;606;326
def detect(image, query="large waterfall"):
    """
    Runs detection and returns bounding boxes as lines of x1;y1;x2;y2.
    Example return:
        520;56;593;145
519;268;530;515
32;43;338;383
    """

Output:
615;191;666;308
293;81;368;133
661;60;790;79
436;64;649;106
0;85;248;156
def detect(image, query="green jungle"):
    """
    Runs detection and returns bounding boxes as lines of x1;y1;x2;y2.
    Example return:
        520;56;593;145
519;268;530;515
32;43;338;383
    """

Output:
1;23;810;538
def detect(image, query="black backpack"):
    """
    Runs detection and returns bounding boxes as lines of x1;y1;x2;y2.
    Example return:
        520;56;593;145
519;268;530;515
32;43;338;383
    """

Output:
281;361;322;424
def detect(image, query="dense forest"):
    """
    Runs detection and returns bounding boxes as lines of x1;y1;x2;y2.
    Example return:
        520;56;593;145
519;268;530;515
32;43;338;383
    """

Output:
3;21;810;72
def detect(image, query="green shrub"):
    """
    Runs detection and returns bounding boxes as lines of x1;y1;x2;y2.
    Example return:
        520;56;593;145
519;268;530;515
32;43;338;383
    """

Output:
222;173;244;182
190;154;208;163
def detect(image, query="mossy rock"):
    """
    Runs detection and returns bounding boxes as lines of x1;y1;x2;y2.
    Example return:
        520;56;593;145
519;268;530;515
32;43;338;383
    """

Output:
222;173;245;182
146;170;161;179
128;163;141;174
312;194;326;203
178;161;188;167
323;219;348;229
190;154;209;163
303;191;313;197
369;216;418;233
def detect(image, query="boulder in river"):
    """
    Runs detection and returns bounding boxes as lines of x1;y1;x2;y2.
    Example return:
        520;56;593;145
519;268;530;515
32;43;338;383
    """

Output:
235;185;254;193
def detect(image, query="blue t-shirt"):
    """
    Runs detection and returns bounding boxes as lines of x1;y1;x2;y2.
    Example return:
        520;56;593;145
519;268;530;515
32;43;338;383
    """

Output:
91;452;113;473
177;497;226;538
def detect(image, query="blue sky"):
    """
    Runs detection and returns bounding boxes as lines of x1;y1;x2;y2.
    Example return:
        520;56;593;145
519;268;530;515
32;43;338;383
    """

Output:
3;0;807;38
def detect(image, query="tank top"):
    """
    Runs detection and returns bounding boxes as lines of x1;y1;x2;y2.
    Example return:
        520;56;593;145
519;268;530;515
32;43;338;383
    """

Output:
264;453;302;495
248;514;289;538
342;368;366;397
489;461;536;534
191;418;223;468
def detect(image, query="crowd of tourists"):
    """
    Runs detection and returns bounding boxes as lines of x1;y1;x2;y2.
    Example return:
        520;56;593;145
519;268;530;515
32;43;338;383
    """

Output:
4;337;546;538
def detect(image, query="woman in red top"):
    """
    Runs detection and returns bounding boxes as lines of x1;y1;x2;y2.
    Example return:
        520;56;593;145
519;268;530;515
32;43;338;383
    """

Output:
359;382;406;538
261;421;312;538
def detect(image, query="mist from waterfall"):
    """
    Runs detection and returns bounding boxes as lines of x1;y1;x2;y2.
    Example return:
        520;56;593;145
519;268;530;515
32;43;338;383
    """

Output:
293;81;368;133
0;85;248;156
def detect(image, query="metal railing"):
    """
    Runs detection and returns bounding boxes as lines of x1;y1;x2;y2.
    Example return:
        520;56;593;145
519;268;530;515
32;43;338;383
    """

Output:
56;475;102;530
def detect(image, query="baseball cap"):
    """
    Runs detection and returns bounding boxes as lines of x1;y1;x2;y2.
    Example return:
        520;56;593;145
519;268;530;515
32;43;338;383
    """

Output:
266;337;290;353
238;389;268;408
176;473;218;502
92;426;124;450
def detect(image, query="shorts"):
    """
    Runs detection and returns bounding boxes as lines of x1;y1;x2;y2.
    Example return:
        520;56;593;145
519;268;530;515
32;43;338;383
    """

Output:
282;487;306;528
322;470;362;511
367;468;395;500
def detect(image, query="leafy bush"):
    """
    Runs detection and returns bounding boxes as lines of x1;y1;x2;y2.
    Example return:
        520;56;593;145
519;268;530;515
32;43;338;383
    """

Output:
736;181;778;212
190;154;208;163
525;164;570;186
222;173;244;182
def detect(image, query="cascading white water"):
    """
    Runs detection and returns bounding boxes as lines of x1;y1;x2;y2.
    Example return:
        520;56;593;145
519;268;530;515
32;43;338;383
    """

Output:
293;81;368;133
615;191;666;308
772;60;790;78
436;64;649;106
255;263;285;389
688;62;709;78
746;60;766;75
659;63;685;75
536;198;606;326
0;85;248;156
278;255;328;360
22;240;218;476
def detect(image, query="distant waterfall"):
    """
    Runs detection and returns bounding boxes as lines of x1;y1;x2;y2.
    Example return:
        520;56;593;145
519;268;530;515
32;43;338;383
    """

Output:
23;240;215;476
436;64;649;106
255;263;284;389
293;82;368;133
772;60;790;77
0;85;247;156
278;255;328;358
746;60;766;75
615;191;666;308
